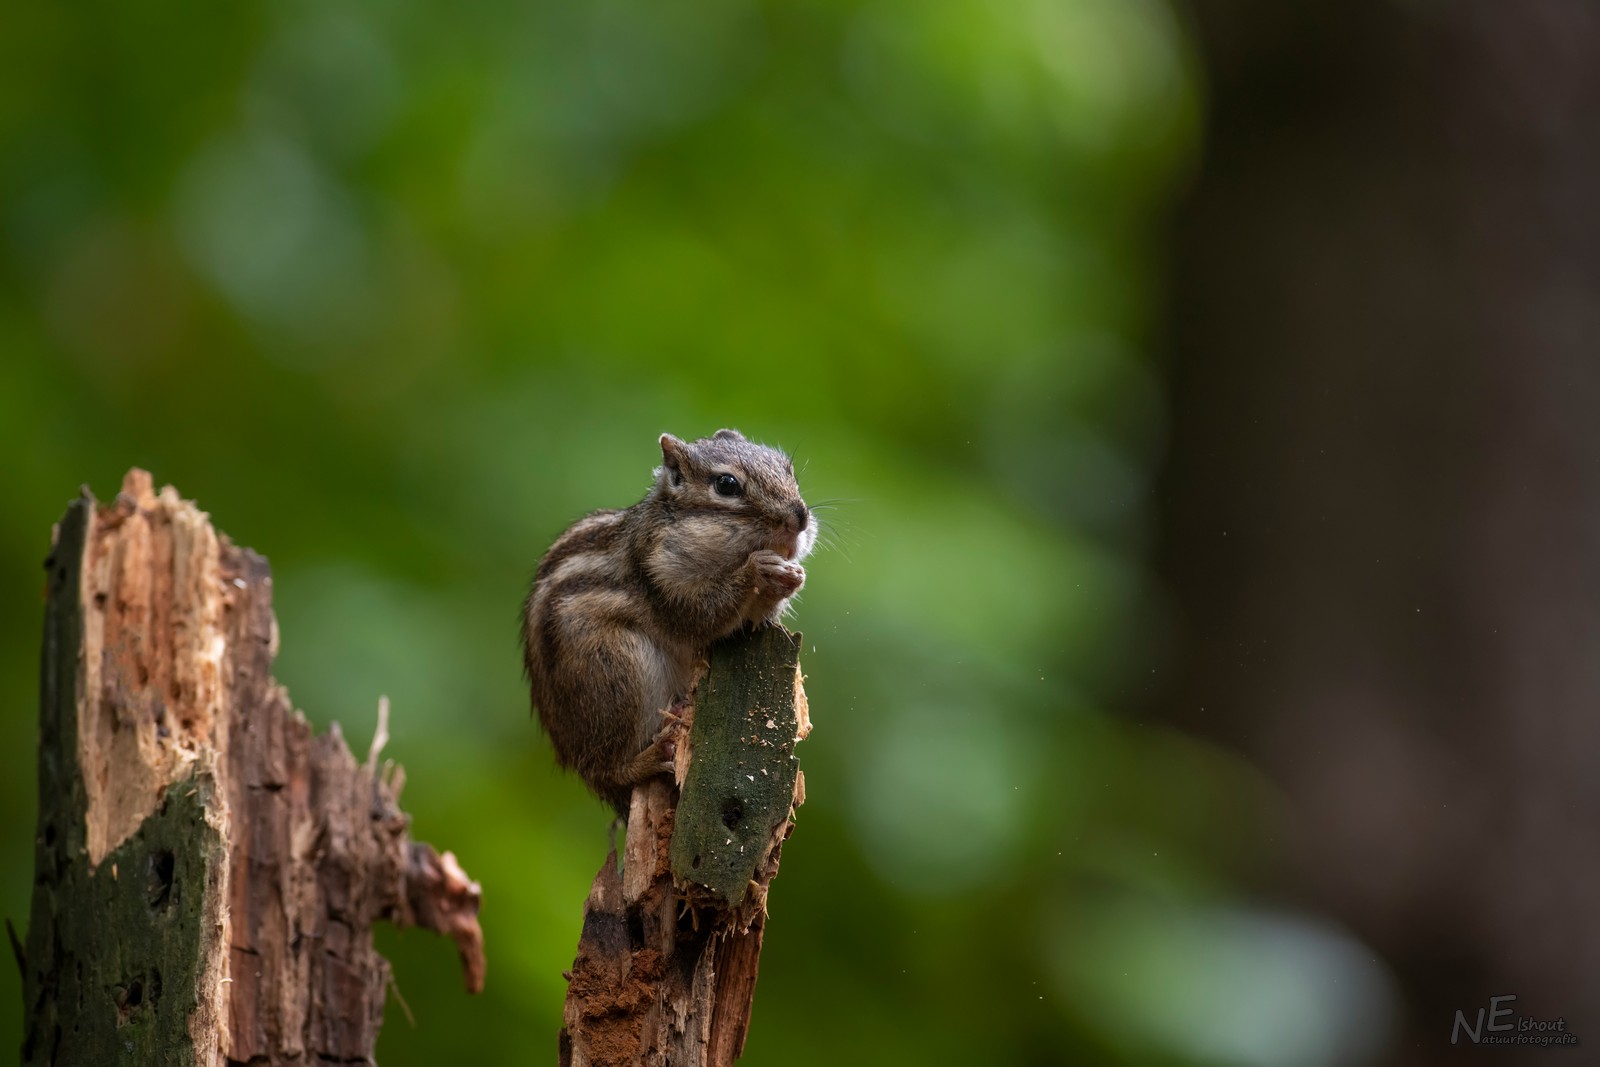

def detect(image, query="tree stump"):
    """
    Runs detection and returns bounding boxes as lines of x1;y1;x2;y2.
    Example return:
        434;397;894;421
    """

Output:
21;470;485;1067
559;625;809;1067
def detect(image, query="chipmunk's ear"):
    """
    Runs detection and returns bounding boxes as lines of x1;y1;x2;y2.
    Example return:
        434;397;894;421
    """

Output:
712;428;745;442
659;434;688;486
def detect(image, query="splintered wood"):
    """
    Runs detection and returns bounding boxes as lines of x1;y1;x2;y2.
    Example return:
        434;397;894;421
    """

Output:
22;470;484;1067
560;625;809;1067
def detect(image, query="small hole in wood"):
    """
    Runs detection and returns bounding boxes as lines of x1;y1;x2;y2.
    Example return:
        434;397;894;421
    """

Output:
720;797;743;831
115;979;143;1021
626;911;645;949
691;854;703;870
147;849;174;909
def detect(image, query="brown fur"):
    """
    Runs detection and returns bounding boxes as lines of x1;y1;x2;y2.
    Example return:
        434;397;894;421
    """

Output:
522;429;813;814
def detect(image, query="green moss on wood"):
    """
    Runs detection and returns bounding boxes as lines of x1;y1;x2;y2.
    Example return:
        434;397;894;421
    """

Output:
669;625;802;907
23;496;225;1067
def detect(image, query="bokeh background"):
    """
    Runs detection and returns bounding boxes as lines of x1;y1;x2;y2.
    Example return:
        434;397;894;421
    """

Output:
5;1;1597;1064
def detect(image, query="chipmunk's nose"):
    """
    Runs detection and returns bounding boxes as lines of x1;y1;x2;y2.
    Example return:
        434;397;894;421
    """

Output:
792;504;810;532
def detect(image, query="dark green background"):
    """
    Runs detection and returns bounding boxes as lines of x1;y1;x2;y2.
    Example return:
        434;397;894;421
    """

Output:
1;1;1398;1063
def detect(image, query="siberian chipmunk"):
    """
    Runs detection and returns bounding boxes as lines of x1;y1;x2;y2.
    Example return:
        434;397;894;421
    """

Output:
521;429;814;814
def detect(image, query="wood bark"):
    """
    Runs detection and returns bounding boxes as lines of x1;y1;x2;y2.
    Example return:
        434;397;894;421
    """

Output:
560;625;808;1067
21;470;485;1067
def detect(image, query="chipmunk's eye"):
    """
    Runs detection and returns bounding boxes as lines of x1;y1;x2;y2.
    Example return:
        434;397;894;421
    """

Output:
713;473;743;497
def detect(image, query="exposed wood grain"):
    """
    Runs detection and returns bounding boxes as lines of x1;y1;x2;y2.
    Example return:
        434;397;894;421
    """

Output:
22;470;485;1067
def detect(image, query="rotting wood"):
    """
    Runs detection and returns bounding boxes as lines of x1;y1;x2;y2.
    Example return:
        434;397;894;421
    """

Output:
559;624;809;1067
21;469;485;1067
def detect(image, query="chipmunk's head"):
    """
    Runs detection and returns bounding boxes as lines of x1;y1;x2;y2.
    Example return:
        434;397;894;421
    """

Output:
655;429;814;562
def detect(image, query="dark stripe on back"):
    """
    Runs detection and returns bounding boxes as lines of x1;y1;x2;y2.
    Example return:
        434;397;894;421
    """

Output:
534;510;622;582
543;572;618;604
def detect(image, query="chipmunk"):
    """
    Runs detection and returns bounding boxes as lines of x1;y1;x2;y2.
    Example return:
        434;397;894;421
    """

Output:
521;429;814;814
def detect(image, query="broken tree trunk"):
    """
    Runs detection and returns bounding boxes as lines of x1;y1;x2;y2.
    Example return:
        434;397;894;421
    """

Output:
21;470;485;1067
559;625;809;1067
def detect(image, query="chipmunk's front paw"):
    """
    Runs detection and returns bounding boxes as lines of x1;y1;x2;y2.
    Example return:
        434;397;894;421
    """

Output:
751;549;805;598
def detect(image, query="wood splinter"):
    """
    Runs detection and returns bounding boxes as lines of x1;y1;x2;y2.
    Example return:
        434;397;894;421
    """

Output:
560;624;810;1067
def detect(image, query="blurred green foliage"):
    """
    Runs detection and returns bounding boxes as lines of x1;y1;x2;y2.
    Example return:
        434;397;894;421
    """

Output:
1;0;1393;1063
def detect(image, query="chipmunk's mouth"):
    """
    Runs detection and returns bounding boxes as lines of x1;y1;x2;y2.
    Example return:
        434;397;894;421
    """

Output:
769;526;814;563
